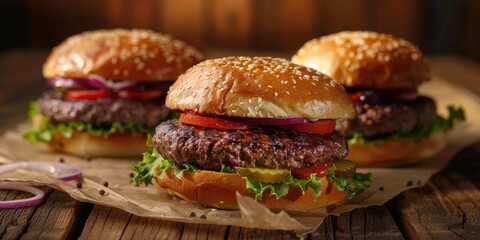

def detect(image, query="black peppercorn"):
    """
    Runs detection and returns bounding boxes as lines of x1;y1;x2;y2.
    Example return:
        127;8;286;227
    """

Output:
76;182;82;188
59;157;65;163
103;182;109;187
407;180;413;187
379;187;384;191
189;212;196;218
99;190;106;195
200;215;207;219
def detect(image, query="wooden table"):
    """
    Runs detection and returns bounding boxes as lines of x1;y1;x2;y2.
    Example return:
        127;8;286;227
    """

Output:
1;50;480;239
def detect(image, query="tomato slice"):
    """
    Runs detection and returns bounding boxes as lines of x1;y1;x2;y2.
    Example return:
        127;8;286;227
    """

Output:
277;120;335;134
291;162;333;179
117;89;165;99
179;113;255;130
66;90;112;100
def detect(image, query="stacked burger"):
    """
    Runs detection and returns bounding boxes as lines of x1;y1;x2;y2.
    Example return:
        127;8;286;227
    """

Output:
132;57;371;210
292;31;464;166
23;29;203;157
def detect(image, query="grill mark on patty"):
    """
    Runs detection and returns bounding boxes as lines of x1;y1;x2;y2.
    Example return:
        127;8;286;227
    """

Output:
154;120;348;171
250;128;261;148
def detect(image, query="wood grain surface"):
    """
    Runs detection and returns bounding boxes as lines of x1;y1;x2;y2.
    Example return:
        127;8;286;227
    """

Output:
0;51;479;239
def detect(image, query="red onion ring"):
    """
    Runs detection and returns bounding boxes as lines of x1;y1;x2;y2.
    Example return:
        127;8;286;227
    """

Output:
0;182;45;208
87;75;137;90
0;162;83;208
47;77;89;89
0;162;82;181
240;117;307;125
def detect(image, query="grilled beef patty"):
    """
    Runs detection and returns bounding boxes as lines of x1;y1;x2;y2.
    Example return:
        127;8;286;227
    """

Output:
153;119;348;171
37;90;169;127
339;96;437;138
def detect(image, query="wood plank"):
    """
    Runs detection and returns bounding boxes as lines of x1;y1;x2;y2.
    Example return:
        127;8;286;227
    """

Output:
103;0;128;27
78;206;132;240
392;145;480;240
208;0;254;48
466;0;480;61
121;215;184;240
19;190;92;240
435;172;480;236
324;0;371;34
0;188;50;239
129;0;155;29
252;0;278;50
227;226;296;239
376;0;423;44
310;216;334;240
158;0;206;49
275;0;319;51
393;182;463;239
182;223;227;240
333;206;403;239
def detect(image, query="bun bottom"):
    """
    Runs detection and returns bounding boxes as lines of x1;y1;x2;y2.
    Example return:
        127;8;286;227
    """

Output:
347;131;449;167
155;169;347;210
48;131;150;158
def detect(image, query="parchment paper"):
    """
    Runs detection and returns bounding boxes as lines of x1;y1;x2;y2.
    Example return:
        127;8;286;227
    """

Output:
1;76;479;236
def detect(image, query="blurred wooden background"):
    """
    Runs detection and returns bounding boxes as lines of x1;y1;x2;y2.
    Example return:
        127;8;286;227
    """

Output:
1;0;479;61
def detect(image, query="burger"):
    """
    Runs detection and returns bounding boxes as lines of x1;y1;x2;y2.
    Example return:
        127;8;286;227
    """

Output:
292;31;465;166
131;57;371;210
22;29;203;157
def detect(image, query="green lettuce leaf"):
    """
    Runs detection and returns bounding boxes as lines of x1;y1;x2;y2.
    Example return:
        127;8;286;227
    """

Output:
22;102;153;144
244;173;323;200
132;149;372;201
327;166;372;200
349;105;465;145
130;148;200;186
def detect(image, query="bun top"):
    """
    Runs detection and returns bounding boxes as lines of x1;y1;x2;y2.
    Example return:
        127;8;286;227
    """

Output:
166;56;355;121
292;31;431;89
43;29;203;82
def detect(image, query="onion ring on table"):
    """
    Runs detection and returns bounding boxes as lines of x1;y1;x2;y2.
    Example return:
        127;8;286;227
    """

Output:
0;162;82;181
0;182;45;208
0;161;83;208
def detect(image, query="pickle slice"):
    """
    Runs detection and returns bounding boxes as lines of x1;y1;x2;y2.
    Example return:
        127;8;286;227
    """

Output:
334;160;357;179
235;167;289;183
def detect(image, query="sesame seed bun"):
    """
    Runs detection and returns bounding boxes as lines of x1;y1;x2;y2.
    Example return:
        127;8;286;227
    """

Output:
43;29;203;82
346;131;448;167
292;31;431;89
155;168;347;210
166;56;356;121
